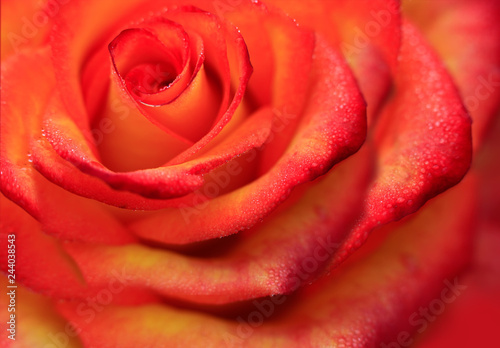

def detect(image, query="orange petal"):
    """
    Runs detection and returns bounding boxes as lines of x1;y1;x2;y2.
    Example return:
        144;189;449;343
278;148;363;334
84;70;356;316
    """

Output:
58;147;372;304
54;171;475;347
0;197;159;304
0;0;51;59
0;49;133;244
47;4;254;196
32;106;274;208
264;0;401;123
130;33;366;244
0;276;83;348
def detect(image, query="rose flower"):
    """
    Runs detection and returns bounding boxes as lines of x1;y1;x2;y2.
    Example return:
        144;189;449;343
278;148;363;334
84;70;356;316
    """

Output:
1;0;499;347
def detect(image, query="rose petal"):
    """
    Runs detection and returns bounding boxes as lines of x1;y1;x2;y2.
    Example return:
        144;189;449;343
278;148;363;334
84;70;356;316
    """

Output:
0;49;133;244
215;2;317;174
57;147;372;304
403;0;500;150
258;175;476;347
130;33;366;244
47;4;253;197
264;0;401;123
415;109;500;347
104;11;223;150
0;276;83;348
55;172;475;347
0;196;86;299
333;20;472;265
32;106;274;208
0;196;161;304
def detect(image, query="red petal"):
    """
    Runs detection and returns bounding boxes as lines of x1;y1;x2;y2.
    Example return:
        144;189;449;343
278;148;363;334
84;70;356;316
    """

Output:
0;196;86;299
416;100;500;348
404;0;500;150
333;20;472;265
106;12;222;145
0;197;159;304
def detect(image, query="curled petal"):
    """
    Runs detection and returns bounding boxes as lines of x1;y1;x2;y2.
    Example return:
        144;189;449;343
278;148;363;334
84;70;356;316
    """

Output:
47;4;253;198
333;20;472;265
130;33;366;244
32;107;274;209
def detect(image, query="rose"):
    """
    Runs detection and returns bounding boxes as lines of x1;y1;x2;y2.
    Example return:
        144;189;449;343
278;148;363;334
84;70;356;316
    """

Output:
0;0;496;346
0;0;499;347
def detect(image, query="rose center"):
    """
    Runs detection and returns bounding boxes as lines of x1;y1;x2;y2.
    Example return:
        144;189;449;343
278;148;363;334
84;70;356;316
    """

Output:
109;27;187;99
125;62;178;95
